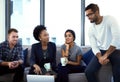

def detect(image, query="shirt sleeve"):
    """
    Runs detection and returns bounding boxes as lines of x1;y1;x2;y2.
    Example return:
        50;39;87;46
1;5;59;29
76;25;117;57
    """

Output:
51;43;57;71
76;46;82;56
17;45;24;61
108;16;120;48
30;44;36;66
88;26;100;55
60;44;66;52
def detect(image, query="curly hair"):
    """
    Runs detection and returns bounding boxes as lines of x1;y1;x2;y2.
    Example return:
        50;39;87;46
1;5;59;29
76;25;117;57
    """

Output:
33;25;46;41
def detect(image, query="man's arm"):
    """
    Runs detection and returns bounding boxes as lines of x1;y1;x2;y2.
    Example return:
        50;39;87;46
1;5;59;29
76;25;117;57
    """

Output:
88;28;101;56
102;16;120;58
97;46;115;65
103;46;116;58
16;45;24;65
0;61;9;66
108;16;120;55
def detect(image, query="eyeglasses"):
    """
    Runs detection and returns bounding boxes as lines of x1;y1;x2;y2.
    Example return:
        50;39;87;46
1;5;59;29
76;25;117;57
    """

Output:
86;13;95;17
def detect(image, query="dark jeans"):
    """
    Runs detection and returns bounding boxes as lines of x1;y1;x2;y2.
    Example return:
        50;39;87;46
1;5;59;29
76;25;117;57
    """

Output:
57;63;86;82
85;49;120;82
0;65;24;82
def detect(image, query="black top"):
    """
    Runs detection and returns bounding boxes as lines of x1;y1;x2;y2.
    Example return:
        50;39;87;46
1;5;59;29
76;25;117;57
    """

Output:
30;42;56;71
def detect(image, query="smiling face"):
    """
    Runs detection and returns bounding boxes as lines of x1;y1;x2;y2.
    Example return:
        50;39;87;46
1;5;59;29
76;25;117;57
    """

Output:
65;32;74;44
8;31;18;46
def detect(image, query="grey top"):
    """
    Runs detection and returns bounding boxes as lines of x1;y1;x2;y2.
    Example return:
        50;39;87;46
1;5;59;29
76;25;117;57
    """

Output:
61;43;82;62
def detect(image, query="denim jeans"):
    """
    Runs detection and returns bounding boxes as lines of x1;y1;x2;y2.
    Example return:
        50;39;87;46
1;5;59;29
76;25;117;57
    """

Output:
85;50;120;82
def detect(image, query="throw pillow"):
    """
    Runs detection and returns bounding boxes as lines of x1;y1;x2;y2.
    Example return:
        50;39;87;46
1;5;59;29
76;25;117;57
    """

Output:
23;48;28;67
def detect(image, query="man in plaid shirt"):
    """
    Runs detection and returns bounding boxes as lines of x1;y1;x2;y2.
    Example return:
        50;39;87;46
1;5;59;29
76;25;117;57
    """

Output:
0;28;24;82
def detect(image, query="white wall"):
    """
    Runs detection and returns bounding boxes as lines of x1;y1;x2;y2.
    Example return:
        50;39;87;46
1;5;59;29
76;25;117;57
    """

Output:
0;0;5;42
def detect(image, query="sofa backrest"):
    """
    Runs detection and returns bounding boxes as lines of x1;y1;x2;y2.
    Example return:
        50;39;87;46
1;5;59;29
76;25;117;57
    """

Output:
22;45;91;67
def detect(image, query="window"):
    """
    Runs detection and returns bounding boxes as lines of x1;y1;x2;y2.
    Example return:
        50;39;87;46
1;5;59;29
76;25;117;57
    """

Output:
45;0;81;46
11;0;40;45
85;0;120;45
0;0;5;42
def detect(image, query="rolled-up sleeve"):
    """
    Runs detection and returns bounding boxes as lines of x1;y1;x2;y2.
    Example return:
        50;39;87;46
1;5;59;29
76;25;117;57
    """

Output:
109;16;120;48
88;27;100;55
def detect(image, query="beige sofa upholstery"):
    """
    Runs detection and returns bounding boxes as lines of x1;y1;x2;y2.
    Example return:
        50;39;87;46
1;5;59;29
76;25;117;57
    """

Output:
0;45;113;82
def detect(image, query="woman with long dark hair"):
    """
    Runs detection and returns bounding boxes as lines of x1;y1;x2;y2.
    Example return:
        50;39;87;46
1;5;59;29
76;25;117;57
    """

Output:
57;29;86;82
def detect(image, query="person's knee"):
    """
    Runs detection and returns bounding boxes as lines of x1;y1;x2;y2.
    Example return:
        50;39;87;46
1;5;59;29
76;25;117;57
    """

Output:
57;64;68;75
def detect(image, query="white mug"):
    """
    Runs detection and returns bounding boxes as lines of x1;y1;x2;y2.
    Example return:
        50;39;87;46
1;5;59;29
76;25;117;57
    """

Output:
44;63;51;71
60;57;68;66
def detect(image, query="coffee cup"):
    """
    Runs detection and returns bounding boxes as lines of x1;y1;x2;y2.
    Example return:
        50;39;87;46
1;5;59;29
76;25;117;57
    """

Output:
44;63;51;71
60;57;68;66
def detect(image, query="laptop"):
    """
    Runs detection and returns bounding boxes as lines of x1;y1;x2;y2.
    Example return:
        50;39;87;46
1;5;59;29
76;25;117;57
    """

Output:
27;75;54;82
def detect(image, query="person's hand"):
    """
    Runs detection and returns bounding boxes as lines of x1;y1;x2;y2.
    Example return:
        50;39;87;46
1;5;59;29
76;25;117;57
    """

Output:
33;64;42;75
98;55;109;65
65;58;68;64
8;62;14;69
12;61;20;68
8;61;19;69
65;43;69;50
96;52;109;65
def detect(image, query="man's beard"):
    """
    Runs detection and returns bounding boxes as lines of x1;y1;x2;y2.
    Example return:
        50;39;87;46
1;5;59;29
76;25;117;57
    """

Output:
11;40;17;46
90;20;95;23
90;17;97;23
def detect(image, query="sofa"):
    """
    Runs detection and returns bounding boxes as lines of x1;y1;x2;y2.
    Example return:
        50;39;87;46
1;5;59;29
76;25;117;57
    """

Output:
0;45;113;82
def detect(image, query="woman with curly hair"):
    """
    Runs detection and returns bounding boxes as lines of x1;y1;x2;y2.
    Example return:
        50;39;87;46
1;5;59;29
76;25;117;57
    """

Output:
29;25;57;76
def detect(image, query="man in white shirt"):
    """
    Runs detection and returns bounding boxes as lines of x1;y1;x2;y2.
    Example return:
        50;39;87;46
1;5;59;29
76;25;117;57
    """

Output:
85;3;120;82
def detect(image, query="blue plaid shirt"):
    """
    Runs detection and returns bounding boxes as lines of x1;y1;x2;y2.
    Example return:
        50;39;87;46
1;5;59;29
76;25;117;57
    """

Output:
0;40;24;63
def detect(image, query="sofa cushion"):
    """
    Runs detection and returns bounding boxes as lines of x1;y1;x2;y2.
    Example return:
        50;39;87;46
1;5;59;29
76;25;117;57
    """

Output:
23;45;32;67
82;49;94;65
69;73;87;82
